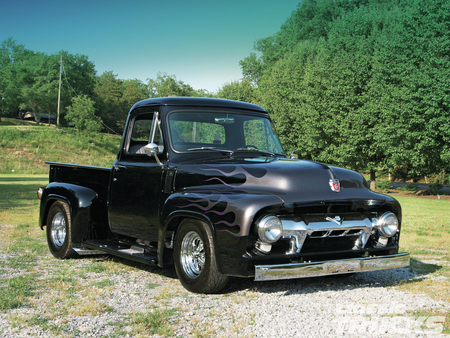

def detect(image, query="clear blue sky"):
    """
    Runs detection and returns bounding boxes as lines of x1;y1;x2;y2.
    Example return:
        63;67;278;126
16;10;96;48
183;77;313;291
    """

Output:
0;0;300;92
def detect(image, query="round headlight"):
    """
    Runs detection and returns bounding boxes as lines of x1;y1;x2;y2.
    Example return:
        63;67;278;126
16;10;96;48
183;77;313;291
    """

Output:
257;215;282;244
378;212;398;237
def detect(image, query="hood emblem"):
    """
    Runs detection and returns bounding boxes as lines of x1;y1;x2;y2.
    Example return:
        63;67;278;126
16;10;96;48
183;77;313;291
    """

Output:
326;216;344;226
329;178;340;192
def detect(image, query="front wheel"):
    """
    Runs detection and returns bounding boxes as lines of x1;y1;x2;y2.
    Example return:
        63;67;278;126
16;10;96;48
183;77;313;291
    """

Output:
174;219;229;294
46;201;77;259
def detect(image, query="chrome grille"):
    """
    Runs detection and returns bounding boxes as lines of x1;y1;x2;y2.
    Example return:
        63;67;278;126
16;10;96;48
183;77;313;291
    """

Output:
280;216;373;254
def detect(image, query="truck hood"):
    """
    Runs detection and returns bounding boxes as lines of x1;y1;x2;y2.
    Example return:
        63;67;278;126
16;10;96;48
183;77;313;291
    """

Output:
174;157;385;204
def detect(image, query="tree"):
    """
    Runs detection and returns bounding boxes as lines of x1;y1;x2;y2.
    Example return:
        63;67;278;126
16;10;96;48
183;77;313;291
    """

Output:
240;0;370;84
94;71;124;133
239;53;264;86
58;51;97;115
0;39;97;124
19;52;59;122
66;95;102;134
368;0;450;179
249;0;450;185
122;79;149;107
216;79;256;103
258;40;327;158
147;72;207;98
94;73;150;133
313;4;402;187
0;38;33;118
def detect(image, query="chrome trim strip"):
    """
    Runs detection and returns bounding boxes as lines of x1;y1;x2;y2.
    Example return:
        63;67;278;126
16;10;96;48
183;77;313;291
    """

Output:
254;253;410;281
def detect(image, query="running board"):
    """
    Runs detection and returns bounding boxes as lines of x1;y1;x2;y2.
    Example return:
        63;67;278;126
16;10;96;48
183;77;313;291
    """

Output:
73;247;104;255
81;239;157;265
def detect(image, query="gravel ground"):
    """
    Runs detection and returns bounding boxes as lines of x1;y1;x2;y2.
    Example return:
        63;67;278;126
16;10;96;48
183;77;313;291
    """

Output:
0;255;448;338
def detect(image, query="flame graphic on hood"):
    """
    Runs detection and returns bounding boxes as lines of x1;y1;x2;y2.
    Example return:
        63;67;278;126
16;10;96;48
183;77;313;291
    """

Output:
176;164;269;236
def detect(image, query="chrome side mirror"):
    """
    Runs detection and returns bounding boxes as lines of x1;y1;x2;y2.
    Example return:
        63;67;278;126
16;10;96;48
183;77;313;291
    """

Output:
290;150;299;159
144;143;162;166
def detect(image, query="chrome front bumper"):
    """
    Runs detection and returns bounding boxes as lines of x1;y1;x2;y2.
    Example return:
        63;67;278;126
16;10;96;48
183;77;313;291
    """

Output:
254;253;410;281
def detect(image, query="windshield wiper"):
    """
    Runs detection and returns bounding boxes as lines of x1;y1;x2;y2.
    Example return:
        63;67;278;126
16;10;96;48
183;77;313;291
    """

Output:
234;147;275;157
187;147;234;156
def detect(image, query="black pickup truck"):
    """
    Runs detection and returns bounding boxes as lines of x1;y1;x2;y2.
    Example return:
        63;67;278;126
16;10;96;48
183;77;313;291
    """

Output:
38;97;409;293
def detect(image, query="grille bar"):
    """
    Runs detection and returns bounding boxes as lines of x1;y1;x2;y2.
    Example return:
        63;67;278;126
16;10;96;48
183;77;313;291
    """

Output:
309;229;365;238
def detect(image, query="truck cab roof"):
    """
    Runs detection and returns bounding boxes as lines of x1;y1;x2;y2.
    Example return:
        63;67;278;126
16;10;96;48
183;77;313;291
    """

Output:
130;97;267;114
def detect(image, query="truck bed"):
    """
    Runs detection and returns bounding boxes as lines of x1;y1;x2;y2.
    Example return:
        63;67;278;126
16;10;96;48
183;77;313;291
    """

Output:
47;161;111;187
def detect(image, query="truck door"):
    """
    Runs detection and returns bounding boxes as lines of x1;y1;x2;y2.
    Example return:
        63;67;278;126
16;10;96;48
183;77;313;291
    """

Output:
108;110;165;241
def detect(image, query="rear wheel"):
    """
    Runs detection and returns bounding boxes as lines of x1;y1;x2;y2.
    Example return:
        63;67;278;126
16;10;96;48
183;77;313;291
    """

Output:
174;219;229;294
46;201;77;259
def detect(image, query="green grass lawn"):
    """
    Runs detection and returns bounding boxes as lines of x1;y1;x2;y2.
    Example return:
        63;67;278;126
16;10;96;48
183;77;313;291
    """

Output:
0;118;121;174
394;196;450;324
0;174;47;226
397;196;450;255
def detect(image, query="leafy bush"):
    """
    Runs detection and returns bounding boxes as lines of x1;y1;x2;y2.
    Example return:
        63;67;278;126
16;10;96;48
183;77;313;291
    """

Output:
376;180;392;192
66;95;102;134
429;183;443;195
399;183;419;193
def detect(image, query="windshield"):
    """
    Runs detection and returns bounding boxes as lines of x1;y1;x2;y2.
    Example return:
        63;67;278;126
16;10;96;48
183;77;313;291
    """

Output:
168;111;285;155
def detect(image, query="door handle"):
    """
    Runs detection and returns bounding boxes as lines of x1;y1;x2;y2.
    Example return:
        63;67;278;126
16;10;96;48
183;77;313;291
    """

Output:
114;165;127;171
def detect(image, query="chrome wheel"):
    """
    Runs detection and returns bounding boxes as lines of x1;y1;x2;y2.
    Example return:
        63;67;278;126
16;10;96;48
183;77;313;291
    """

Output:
46;201;77;259
180;231;205;279
51;212;67;248
174;219;229;293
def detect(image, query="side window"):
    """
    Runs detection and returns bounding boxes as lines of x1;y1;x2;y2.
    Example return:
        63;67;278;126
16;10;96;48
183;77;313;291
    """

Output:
131;119;152;142
127;112;164;155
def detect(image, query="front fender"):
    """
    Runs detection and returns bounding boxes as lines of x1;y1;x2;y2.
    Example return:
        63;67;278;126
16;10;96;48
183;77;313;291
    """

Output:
158;189;283;274
162;189;283;237
39;182;98;245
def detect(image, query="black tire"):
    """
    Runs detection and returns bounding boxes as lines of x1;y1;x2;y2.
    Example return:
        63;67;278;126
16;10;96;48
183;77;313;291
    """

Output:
174;219;229;294
46;201;77;259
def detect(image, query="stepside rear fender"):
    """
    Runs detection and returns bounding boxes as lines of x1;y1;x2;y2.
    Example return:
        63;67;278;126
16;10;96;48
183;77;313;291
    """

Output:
39;182;102;246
